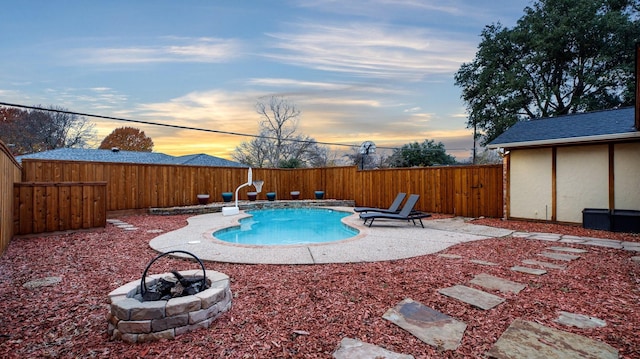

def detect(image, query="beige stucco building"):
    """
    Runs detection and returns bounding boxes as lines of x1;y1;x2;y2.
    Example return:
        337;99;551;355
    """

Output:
488;107;640;226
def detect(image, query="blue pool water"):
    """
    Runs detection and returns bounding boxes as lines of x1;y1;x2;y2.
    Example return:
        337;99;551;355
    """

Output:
213;208;359;245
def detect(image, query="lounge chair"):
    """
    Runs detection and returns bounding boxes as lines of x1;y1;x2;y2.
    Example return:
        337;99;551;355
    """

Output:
353;192;406;214
359;194;431;228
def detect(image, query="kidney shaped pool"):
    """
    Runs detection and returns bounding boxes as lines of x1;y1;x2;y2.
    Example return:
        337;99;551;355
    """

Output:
213;208;359;246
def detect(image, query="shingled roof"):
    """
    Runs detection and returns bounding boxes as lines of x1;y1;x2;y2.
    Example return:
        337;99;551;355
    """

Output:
15;148;247;167
488;107;639;149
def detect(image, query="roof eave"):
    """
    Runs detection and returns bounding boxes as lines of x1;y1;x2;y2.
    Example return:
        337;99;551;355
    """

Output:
487;131;640;149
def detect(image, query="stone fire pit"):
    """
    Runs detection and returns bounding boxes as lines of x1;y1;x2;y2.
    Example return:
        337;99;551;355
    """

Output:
107;269;232;343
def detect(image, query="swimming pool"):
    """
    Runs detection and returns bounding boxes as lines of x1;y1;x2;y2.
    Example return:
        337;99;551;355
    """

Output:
213;208;359;245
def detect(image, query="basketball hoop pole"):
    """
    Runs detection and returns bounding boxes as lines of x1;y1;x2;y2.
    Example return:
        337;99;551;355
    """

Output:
223;167;264;216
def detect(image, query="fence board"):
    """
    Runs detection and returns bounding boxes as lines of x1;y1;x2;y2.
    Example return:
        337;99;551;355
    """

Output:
19;159;502;219
13;182;107;235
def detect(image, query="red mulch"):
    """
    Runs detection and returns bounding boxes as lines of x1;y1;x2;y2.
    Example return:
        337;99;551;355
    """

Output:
0;215;638;358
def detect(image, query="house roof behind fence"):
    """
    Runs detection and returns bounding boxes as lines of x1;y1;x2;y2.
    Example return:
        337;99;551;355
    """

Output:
15;148;248;167
488;106;639;149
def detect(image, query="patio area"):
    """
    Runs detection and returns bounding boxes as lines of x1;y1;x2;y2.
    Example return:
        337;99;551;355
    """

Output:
146;208;514;264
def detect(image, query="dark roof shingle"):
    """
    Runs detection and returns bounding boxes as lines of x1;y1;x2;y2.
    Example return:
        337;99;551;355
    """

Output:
488;107;638;148
15;148;247;167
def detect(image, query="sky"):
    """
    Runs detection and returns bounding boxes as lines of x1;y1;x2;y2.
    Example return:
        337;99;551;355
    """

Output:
0;0;532;162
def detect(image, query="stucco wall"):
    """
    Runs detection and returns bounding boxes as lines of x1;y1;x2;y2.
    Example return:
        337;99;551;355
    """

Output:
509;148;552;220
614;142;640;210
556;145;609;223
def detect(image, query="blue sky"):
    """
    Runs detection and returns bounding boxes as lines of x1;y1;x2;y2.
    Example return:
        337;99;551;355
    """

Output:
0;0;531;161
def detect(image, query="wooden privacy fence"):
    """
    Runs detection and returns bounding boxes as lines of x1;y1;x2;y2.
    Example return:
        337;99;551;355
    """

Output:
356;165;503;218
13;182;107;235
1;141;22;253
20;159;503;219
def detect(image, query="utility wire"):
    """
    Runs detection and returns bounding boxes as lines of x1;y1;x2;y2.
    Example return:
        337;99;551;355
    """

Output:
0;101;472;152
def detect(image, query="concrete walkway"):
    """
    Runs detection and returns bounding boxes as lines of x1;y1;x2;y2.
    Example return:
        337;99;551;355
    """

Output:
146;208;514;264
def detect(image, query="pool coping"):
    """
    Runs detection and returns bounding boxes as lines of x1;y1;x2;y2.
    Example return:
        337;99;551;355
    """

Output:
147;207;515;264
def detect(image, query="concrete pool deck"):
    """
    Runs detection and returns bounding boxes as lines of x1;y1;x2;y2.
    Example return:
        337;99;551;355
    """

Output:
148;207;514;264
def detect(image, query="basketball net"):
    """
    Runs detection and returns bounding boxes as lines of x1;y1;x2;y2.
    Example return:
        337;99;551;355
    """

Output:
252;180;264;193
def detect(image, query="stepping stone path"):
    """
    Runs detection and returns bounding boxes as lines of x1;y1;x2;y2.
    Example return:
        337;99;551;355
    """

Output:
350;238;619;357
469;273;526;294
515;231;640;252
437;253;462;259
555;311;607;329
521;259;566;270
382;298;466;351
439;285;505;310
547;246;588;254
333;337;414;359
107;218;138;231
332;230;633;357
487;319;618;358
23;276;62;289
538;251;581;261
510;265;547;275
517;245;585;273
469;259;498;266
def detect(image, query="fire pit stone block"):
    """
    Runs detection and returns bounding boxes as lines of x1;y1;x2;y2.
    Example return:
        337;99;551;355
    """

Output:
196;286;225;308
137;329;175;343
166;295;202;316
151;314;189;332
108;269;232;343
130;301;166;321
118;320;151;334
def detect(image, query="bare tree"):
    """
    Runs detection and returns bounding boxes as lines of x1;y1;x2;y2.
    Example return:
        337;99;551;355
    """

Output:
473;148;503;165
233;96;328;168
232;130;273;167
255;96;300;167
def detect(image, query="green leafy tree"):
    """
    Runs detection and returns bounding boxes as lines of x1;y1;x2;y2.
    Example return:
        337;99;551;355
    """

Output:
386;140;456;167
99;127;154;152
455;0;640;145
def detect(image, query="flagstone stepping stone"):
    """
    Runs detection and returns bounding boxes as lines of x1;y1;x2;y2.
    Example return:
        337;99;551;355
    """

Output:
333;337;414;359
510;266;547;275
528;233;562;241
547;246;588;254
438;285;505;310
622;243;640;252
631;256;640;264
146;229;165;233
123;227;138;231
469;259;498;266
583;240;622;249
469;273;526;294
538;252;580;261
382;298;466;351
23;276;62;289
559;237;588;244
487;319;618;359
555;311;607;329
438;254;463;259
522;259;566;270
